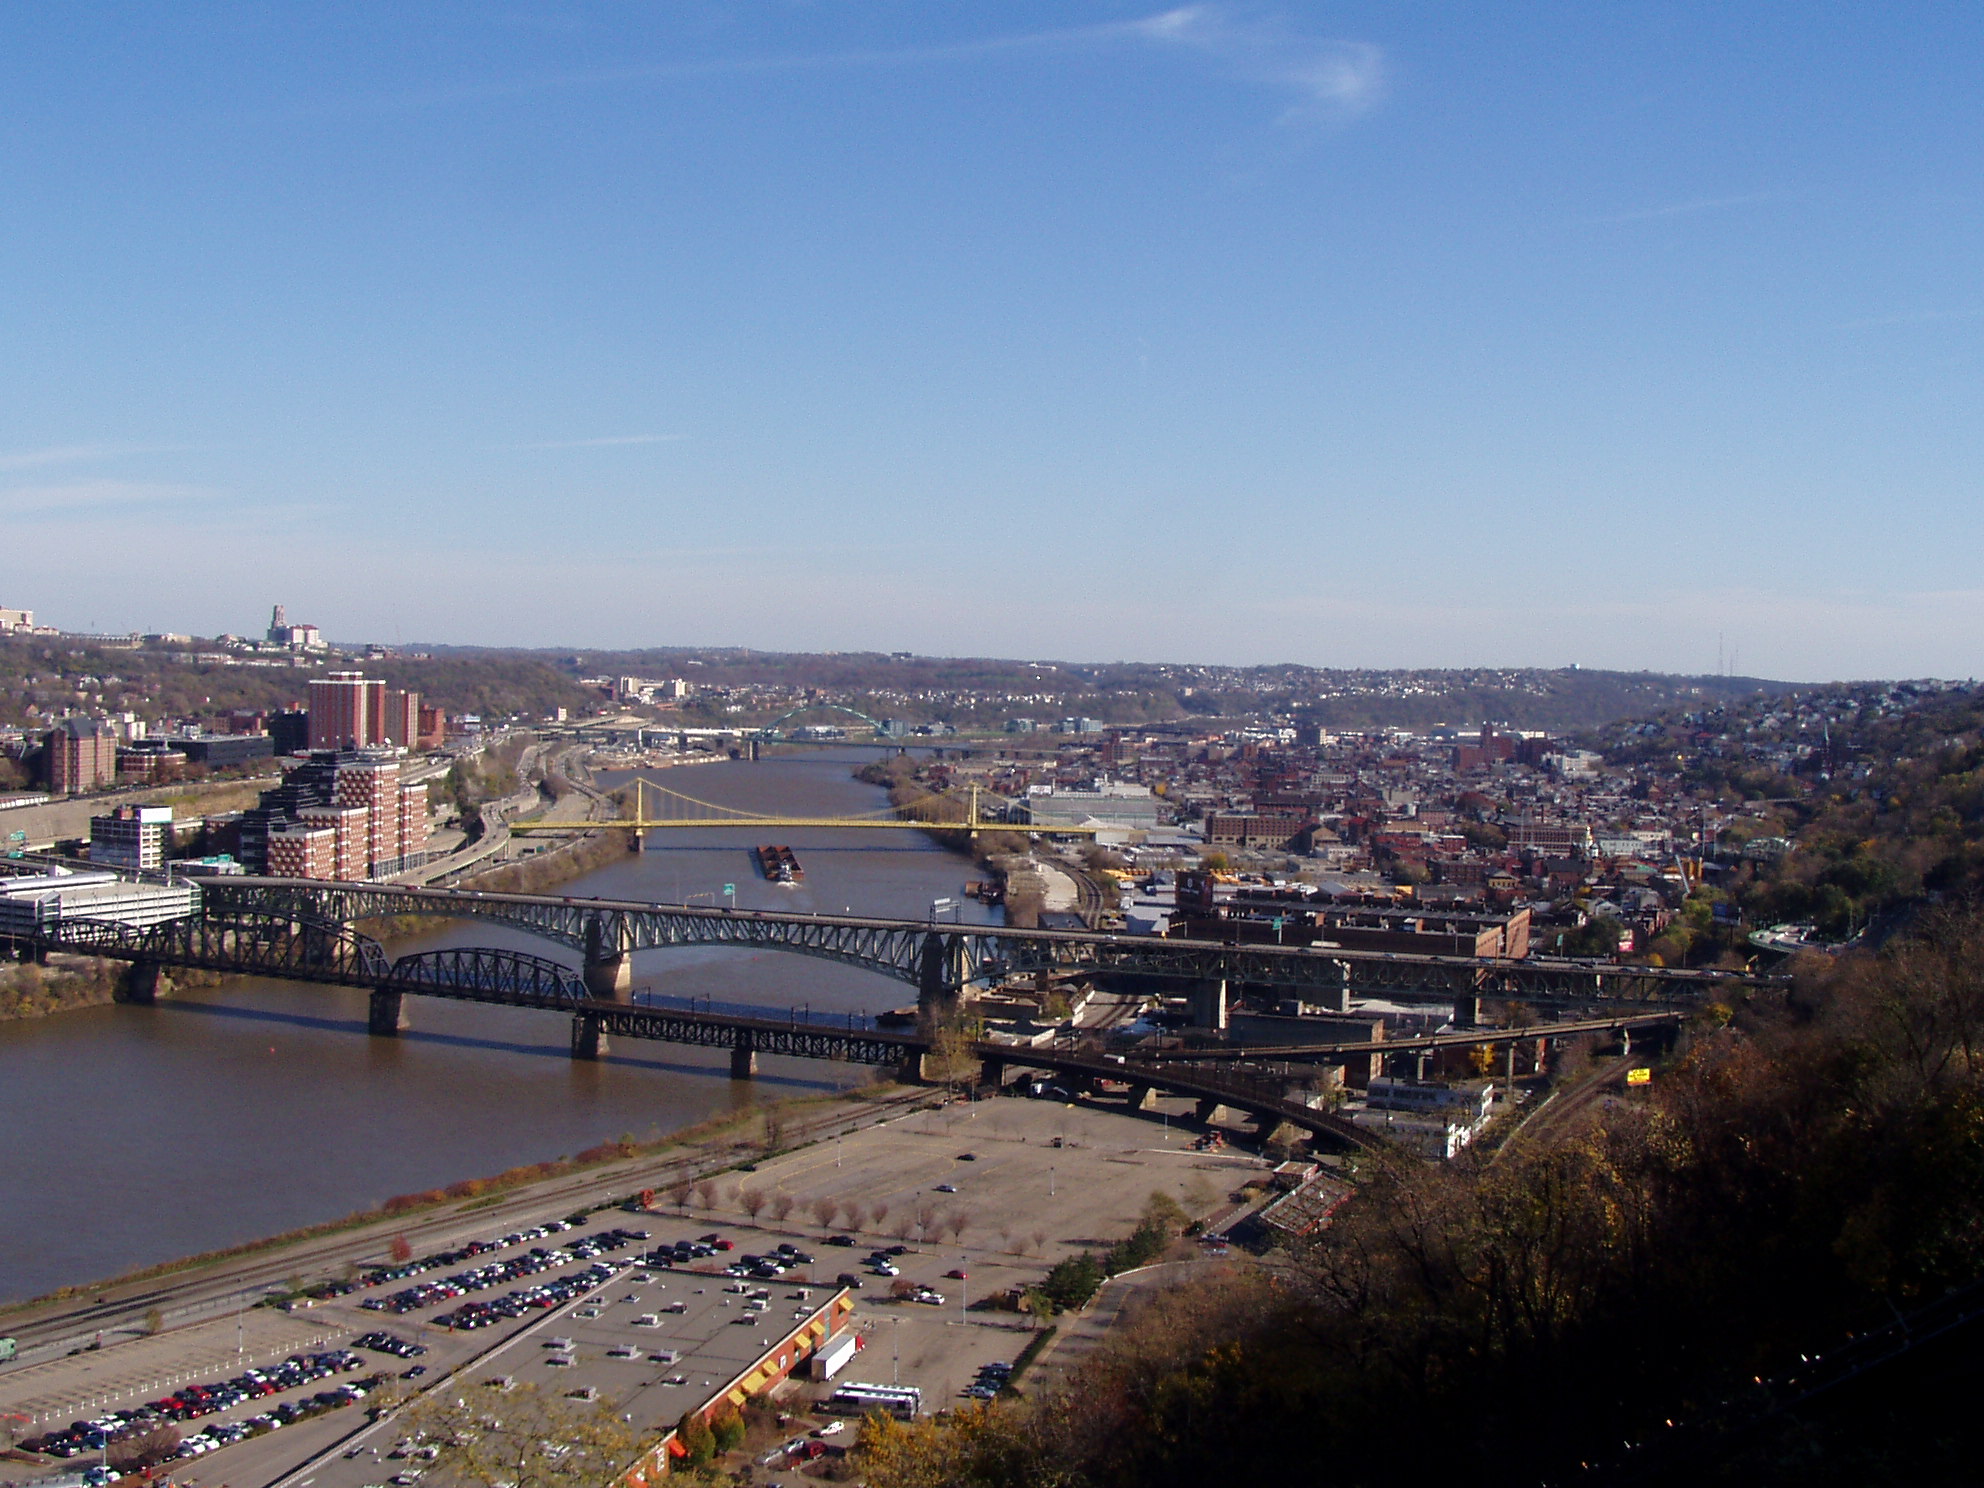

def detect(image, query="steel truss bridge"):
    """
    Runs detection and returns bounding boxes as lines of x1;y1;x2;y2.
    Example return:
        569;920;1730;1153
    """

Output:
12;876;1772;1149
187;876;1767;1013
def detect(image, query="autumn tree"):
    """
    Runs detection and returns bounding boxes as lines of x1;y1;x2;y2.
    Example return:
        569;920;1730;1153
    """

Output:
407;1382;639;1488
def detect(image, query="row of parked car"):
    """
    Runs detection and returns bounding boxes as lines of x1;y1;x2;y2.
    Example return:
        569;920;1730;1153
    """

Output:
433;1259;619;1330
168;1378;385;1461
362;1227;649;1315
354;1330;429;1358
721;1242;818;1280
19;1350;375;1459
964;1360;1014;1400
312;1216;610;1302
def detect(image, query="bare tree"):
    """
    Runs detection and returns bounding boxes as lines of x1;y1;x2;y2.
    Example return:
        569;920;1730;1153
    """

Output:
692;1178;719;1210
1028;1229;1047;1255
668;1182;693;1214
870;1199;890;1229
997;1224;1014;1254
913;1202;939;1243
407;1382;636;1488
945;1209;973;1244
811;1194;841;1228
739;1188;768;1221
770;1191;796;1223
843;1201;868;1232
890;1213;915;1241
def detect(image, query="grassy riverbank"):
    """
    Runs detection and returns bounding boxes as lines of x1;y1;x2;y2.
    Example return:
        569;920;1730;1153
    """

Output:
0;958;122;1021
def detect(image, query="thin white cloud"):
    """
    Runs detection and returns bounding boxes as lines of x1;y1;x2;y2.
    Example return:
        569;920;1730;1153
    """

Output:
342;7;1384;125
1586;192;1789;225
0;443;201;472
1130;6;1386;121
503;434;685;451
4;479;209;514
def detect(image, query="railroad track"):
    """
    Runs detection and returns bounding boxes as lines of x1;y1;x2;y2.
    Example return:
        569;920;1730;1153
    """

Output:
0;1086;934;1368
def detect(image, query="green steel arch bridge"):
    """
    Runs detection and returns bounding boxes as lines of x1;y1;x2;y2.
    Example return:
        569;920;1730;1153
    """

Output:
8;877;1773;1148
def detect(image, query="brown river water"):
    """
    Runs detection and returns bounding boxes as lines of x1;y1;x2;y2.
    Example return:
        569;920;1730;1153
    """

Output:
0;750;998;1303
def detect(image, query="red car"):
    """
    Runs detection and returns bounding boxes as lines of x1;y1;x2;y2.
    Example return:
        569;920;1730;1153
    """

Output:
944;1268;968;1280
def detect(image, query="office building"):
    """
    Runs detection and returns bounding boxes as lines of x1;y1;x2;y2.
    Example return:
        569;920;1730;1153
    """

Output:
90;805;175;871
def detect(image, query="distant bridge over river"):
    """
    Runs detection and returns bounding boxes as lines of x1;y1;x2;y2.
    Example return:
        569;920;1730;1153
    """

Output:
11;875;1767;1149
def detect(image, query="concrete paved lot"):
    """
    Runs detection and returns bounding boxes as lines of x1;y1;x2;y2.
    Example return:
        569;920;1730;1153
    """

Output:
0;1096;1268;1488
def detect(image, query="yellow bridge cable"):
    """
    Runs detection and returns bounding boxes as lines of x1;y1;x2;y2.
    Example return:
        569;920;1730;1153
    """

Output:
617;776;935;823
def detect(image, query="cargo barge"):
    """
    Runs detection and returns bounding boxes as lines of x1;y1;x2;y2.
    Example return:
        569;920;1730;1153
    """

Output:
755;844;804;884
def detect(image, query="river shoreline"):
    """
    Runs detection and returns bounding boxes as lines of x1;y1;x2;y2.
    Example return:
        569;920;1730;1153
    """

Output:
0;747;998;1308
0;1081;916;1321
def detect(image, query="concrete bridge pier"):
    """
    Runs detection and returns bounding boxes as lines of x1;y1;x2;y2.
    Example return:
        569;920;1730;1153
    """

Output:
368;987;410;1037
1253;1115;1303;1148
118;959;163;1005
1191;978;1230;1032
730;1030;758;1080
584;955;634;1002
915;932;963;1021
1314;962;1351;1014
1195;1096;1235;1126
583;913;635;1004
979;1058;1006;1092
570;1013;608;1061
1126;1083;1157;1112
1452;992;1479;1029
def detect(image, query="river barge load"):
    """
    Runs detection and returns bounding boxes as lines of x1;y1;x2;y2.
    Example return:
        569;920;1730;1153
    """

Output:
756;844;804;884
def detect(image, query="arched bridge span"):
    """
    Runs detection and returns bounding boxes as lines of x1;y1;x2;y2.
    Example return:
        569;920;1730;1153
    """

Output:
184;877;1777;1015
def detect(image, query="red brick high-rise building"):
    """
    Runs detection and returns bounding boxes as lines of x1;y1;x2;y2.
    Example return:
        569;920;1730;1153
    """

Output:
46;717;118;793
308;673;385;749
307;672;421;752
334;759;403;875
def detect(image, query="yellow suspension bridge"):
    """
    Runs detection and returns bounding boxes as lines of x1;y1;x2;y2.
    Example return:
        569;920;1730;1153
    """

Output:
510;778;1102;843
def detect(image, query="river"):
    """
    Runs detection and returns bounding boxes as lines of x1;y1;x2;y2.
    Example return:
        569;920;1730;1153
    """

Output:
0;749;997;1304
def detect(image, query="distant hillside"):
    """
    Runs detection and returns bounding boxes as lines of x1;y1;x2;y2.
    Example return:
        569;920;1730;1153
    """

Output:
433;644;1796;734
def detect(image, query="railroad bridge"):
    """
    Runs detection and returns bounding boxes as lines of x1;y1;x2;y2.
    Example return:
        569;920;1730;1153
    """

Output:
187;877;1755;1016
14;877;1768;1150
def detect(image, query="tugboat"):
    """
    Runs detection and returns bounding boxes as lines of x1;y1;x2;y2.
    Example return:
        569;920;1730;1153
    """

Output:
755;844;804;884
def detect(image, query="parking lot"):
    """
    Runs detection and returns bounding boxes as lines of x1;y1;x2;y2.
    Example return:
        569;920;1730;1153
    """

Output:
0;1096;1264;1487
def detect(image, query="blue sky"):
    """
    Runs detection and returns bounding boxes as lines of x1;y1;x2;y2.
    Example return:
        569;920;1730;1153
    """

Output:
4;3;1979;679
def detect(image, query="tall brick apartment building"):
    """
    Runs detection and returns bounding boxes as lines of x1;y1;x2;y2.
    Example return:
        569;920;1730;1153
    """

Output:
45;717;118;793
247;750;431;879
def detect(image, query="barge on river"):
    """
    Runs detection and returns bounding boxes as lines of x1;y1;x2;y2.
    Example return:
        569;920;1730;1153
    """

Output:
755;844;804;884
